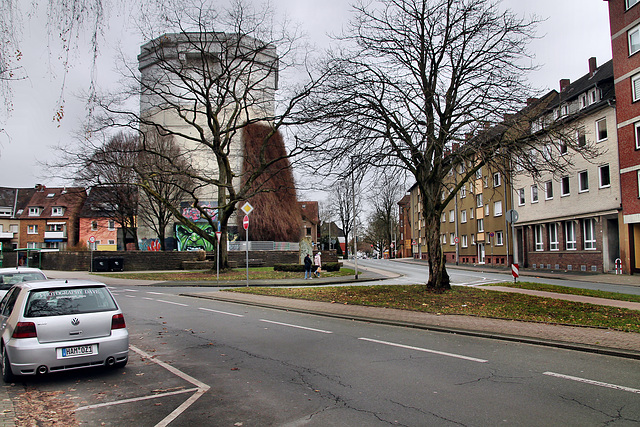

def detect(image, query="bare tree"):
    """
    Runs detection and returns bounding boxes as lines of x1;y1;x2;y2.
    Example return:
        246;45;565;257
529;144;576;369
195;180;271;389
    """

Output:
84;0;320;267
368;173;403;258
327;179;361;259
298;0;590;290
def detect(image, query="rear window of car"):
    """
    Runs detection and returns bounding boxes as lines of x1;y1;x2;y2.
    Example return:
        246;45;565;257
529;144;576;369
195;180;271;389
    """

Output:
0;272;46;290
24;286;118;317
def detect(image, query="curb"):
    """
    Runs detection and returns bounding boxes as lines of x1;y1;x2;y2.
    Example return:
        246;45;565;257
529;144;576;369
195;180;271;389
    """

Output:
183;293;640;361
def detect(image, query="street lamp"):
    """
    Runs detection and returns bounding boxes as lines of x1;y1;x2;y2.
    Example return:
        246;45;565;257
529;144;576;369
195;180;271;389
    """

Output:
351;156;359;280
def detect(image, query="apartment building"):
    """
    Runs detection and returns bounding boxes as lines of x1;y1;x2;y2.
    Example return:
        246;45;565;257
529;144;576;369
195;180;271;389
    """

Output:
512;58;621;273
605;0;640;273
0;187;36;251
397;194;412;258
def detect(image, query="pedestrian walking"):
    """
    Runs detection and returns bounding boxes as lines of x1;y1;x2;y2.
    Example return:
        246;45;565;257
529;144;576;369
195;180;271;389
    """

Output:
314;252;322;277
304;254;312;279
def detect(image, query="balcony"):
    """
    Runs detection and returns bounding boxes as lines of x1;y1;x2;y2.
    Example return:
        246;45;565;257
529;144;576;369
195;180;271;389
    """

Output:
44;231;67;240
0;231;14;239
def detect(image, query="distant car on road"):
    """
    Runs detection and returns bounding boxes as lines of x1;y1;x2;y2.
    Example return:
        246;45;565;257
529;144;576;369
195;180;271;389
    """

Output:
0;279;129;382
0;268;47;298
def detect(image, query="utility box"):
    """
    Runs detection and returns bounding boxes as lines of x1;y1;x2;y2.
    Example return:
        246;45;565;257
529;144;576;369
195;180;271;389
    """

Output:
108;257;124;272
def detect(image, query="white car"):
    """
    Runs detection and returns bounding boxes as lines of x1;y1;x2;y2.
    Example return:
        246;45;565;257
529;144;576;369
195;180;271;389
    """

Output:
0;279;129;381
0;268;48;299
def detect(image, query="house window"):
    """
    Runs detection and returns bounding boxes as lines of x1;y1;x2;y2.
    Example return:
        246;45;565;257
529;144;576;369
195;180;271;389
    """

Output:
51;207;64;216
534;225;543;251
450;233;455;246
599;164;611;188
91;221;98;231
577;128;586;147
638;171;640;198
46;224;63;232
589;89;599;104
584;219;596;250
462;235;468;248
579;170;589;192
561;176;570;196
0;208;11;217
477;218;484;232
545;181;553;200
518;188;525;206
633;73;640;102
460;186;466;198
483;176;489;188
441;212;446;223
471;234;475;245
565;221;576;250
629;24;640;55
109;240;115;245
549;223;559;251
442;234;447;244
470;208;474;219
475;169;482;179
476;194;483;208
494;200;502;217
27;242;38;249
579;94;588;109
461;210;467;223
493;172;501;187
449;210;455;223
531;185;539;203
560;142;568;155
542;144;552;161
485;204;490;216
28;207;40;216
108;220;115;230
495;231;503;246
596;118;607;141
27;225;38;234
627;0;640;9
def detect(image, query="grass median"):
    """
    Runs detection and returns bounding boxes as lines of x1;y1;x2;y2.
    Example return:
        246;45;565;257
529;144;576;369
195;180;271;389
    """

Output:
99;267;354;281
228;284;640;333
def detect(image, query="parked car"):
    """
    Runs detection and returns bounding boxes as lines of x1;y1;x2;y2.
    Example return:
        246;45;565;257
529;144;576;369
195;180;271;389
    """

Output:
0;279;129;381
0;268;48;298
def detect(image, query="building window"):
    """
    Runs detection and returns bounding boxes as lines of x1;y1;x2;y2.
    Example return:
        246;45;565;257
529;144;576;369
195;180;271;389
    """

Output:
637;171;640;198
471;234;475;245
559;142;568;156
476;194;483;208
477;218;484;232
485;204;490;216
596;118;607;141
462;235;468;248
579;94;587;109
460;186;466;198
561;176;570;196
565;221;576;250
495;231;503;246
441;212;446;223
449;210;455;223
27;242;38;249
633;73;640;102
494;200;502;216
531;185;539;203
475;169;482;179
27;225;38;234
470;208;474;219
461;210;467;223
549;223;559;251
578;170;589;192
627;0;640;9
91;221;98;231
51;207;64;216
493;172;501;187
534;225;543;251
583;219;596;250
629;24;640;56
28;207;40;216
545;181;553;200
577;128;586;147
46;224;63;232
442;234;447;244
450;233;455;246
599;164;611;188
518;188;525;206
108;220;115;230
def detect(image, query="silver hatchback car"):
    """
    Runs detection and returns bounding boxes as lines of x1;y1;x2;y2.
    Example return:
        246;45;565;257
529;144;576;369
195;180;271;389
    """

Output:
0;279;129;381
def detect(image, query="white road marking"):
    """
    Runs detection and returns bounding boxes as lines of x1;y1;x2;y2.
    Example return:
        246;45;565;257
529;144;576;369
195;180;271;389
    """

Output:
125;295;136;298
142;297;155;301
260;319;333;334
157;299;189;307
124;289;139;292
147;291;167;295
76;387;199;411
359;337;488;363
543;372;640;394
199;307;244;317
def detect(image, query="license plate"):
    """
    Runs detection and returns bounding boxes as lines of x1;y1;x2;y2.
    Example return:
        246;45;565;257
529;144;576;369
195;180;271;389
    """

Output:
58;344;97;358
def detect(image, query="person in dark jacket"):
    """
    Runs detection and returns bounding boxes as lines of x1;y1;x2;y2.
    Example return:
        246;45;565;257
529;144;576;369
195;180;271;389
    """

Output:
304;254;312;279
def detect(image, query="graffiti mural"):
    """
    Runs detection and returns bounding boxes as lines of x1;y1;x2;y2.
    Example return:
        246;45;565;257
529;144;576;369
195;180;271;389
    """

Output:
175;223;216;251
139;239;161;251
180;201;218;222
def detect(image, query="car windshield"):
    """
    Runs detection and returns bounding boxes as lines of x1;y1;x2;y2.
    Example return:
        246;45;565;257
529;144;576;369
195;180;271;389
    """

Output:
0;272;46;290
24;286;118;317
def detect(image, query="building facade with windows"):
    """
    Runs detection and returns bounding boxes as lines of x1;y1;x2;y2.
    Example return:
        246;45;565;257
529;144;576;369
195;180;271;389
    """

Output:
605;0;640;273
512;58;621;273
0;187;36;252
397;194;412;258
78;187;121;251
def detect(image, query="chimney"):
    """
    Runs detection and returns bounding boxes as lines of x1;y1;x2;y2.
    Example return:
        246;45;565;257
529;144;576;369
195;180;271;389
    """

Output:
560;79;571;92
589;57;597;77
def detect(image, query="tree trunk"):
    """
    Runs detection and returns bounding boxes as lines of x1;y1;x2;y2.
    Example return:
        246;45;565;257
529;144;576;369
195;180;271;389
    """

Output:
424;212;451;291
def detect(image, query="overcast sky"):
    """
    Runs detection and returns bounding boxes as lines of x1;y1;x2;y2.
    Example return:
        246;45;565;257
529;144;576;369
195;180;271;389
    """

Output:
0;0;613;191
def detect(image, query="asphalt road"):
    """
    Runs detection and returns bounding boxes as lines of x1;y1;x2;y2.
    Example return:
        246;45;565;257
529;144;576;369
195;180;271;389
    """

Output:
6;264;639;426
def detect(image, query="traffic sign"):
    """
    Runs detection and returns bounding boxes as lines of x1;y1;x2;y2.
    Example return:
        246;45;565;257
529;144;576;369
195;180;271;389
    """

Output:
243;215;249;230
506;209;519;223
453;237;460;244
511;263;519;278
215;231;222;242
241;202;254;215
89;236;96;243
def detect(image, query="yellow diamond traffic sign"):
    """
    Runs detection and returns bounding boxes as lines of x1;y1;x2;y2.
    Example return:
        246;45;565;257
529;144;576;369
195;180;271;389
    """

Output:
240;202;254;215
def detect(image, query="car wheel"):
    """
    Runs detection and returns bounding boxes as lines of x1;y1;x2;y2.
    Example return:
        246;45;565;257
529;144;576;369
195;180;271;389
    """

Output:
1;345;15;383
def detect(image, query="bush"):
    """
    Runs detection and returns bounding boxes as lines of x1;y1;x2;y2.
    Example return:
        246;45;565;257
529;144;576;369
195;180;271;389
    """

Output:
274;262;342;272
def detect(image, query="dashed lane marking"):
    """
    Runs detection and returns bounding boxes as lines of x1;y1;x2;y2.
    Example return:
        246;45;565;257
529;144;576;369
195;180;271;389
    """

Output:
359;337;488;363
198;307;244;317
260;319;333;334
156;299;189;307
543;372;640;394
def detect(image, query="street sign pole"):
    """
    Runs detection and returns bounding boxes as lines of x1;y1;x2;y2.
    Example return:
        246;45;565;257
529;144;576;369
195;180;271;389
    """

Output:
216;231;221;284
243;214;250;287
